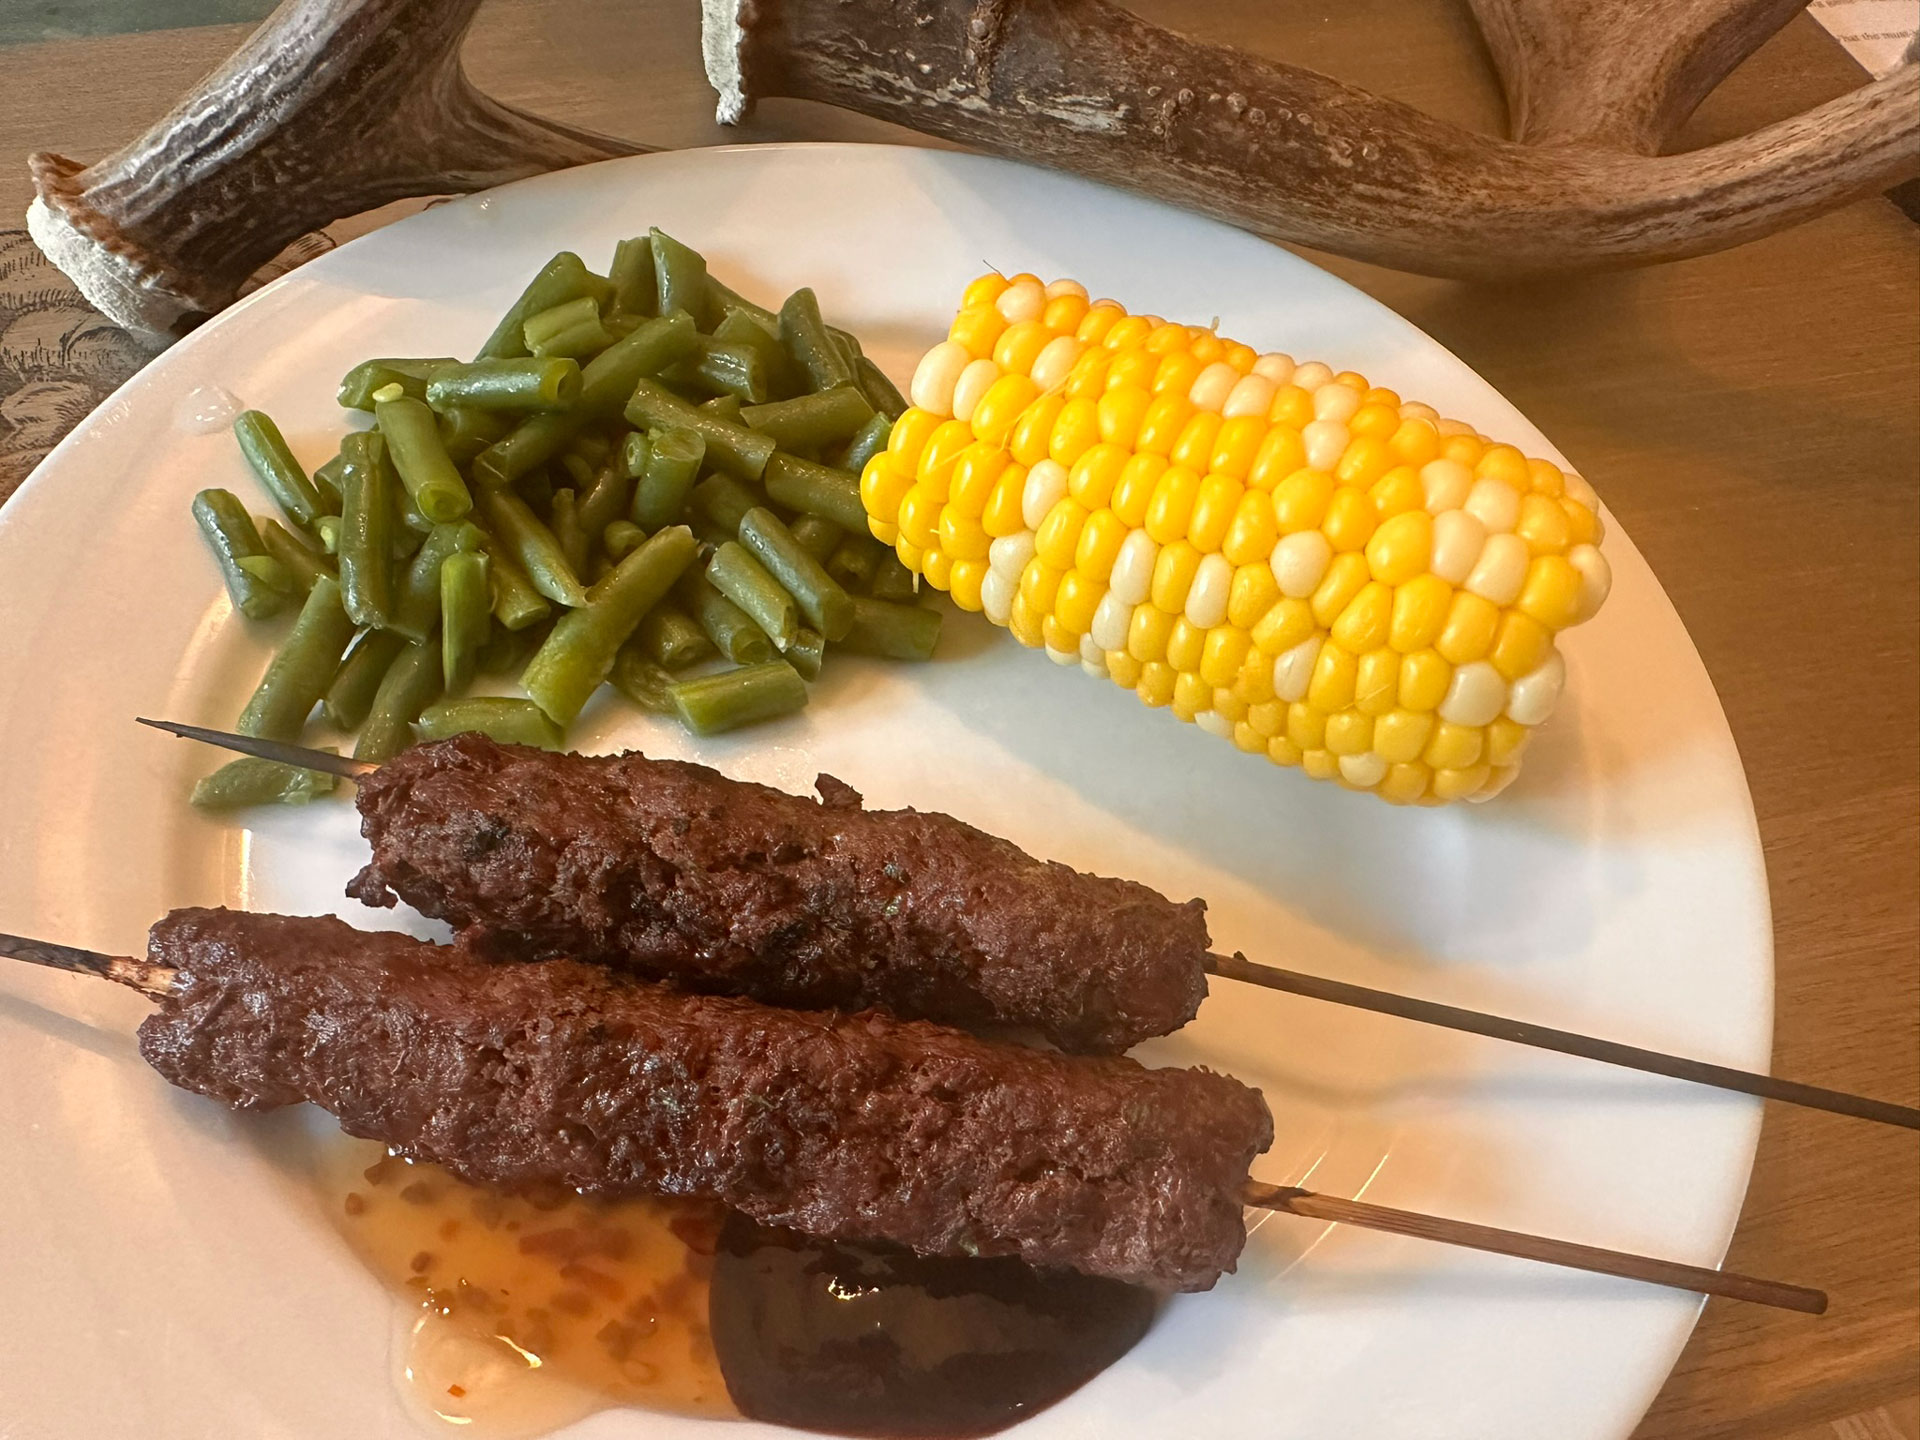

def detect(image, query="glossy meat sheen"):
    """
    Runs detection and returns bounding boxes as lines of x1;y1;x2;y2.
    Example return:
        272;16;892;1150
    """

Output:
137;909;1272;1291
348;734;1211;1054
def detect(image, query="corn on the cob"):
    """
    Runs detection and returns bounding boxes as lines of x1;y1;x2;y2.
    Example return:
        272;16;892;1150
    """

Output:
861;273;1611;805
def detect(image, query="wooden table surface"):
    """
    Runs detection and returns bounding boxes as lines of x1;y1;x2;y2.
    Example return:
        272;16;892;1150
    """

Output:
0;4;1914;1437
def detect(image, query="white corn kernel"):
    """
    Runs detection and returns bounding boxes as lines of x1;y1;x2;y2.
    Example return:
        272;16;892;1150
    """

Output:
1399;401;1440;423
1272;635;1323;703
1567;544;1611;622
1435;417;1478;437
1223;374;1277;419
996;279;1046;323
1302;419;1350;472
1090;592;1134;651
1252;352;1296;385
951;358;1001;424
1313;384;1362;423
1420;458;1474;512
909;340;971;415
1022;460;1070;530
981;569;1016;625
1562;471;1599;510
988;531;1037;583
1429;510;1487;585
1467;765;1520;803
1272;529;1333;597
1079;632;1106;667
1196;709;1233;737
1108;530;1160;604
1338;752;1389;788
1029;335;1082;391
1185;554;1234;627
1045;642;1079;666
1463;532;1529;606
1188;361;1241;412
1044;278;1090;302
1439;660;1508;726
1506;650;1566;725
1464;476;1521;533
1292;360;1333;391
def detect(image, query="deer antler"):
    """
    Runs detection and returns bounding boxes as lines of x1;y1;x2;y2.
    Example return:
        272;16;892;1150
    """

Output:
702;0;1919;277
27;0;640;337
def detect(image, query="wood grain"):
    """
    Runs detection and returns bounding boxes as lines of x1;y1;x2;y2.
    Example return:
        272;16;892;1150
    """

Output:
0;3;1912;1436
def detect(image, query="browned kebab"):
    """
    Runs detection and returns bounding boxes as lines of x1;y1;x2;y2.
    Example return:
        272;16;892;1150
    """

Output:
1;909;1827;1309
144;720;1920;1130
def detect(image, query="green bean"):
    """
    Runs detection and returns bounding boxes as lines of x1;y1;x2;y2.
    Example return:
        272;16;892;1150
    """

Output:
338;358;455;411
314;514;342;554
651;228;714;329
668;661;808;735
778;288;855;394
483;545;552;631
375;395;472;523
474;485;590;609
826;534;883;593
624;379;775;481
415;697;564;750
609;235;657;317
786;627;825;681
868;553;920;603
532;318;615;361
603;520;646;563
193;489;293;620
690;473;761;535
336;429;396;629
686;339;770;403
569;430;614;465
426;357;581;413
675;571;775;664
854;355;909;419
391;458;434;540
560;451;596;489
356;637;443;762
629;427;704;529
621;431;651;479
515;465;555;515
325;628;406;730
521;525;699;725
634;602;716;671
707;540;797;651
476;618;549;676
524;297;600;351
237;575;357;740
312;451;347;511
190;754;339;809
609;648;675;714
834;409;894;474
714;308;802;397
741;385;874;452
260;518;337;593
788;513;843;562
578;460;634;543
699;394;743;422
762;452;866;532
838;595;941;660
233;553;293;592
391;521;484;641
475;251;605;361
706;278;777;332
550;488;590;577
233;410;327;527
440;550;491;693
434;405;509;468
737;506;854;640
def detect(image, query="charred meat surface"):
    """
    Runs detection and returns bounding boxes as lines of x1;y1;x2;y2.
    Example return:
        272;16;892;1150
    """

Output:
138;909;1272;1290
348;734;1211;1054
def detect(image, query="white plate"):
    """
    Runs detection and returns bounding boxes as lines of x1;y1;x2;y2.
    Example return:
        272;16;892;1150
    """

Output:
0;145;1770;1440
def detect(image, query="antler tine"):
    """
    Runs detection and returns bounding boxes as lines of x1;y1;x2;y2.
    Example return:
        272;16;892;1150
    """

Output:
27;0;643;338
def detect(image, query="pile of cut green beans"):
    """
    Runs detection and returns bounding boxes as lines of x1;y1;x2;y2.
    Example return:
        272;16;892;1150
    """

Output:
189;230;940;809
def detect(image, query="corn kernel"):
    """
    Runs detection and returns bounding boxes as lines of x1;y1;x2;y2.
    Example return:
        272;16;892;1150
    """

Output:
1210;416;1268;480
969;373;1040;447
1068;443;1128;510
1021;459;1070;530
1153;350;1205;397
1288;702;1328;750
1515;492;1571;556
1308;641;1358;711
1165;615;1207;673
947;443;1008;518
1561;496;1599;546
1268;384;1315;429
861;454;915;526
1222;490;1279;566
1064;349;1113;402
1374;709;1434;763
1368;465;1425;519
1213;689;1251;726
1136;660;1176;706
1349;403;1400;440
1097;384;1153;450
1310;551;1371;627
1336;435;1395;489
1103;314;1154;350
1441;433;1486;467
1331;580;1393;653
888;408;944;467
1074;509;1128;581
1106;649;1143;688
922;545;953;591
1355;646;1399;715
949;304;1008;359
1054;570;1103;633
1034;499;1088;570
961;273;1011;309
1172;669;1212;714
1247;426;1307;493
1136;393;1195;456
1170;412;1224;472
1228;562;1282;630
1366;509;1434;584
896;486;942;548
1251;596;1315;656
1128;604;1174;663
1322;486;1379;552
1188;474;1245;552
1144;467;1202;543
1107;349;1159;392
1145;322;1191;355
981;468;1028;537
1389;574;1452;653
1109;453;1166;527
1048;397;1101;467
1476;445;1530;491
991;322;1052;377
1235;648;1277;704
1273;468;1335;534
1008;393;1065;466
1267;735;1304;768
1378;761;1431;804
938;507;991;561
868;519;899;546
1486;715;1531;767
1248;700;1285;737
1018;557;1062;613
1432;763;1492;802
1489;609;1553;680
1322;710;1372;756
1042;292;1090;335
1076;303;1125;345
917;418;975;489
1389;418;1441;468
1300;748;1339;781
1435;590;1499;664
1517;555;1584;629
1200;626;1252;687
1233;721;1266;754
949;559;986;612
1399;649;1452;711
894;538;923;575
1423;720;1484;770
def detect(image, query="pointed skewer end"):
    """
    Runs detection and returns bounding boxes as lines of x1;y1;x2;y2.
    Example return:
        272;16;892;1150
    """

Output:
135;717;374;780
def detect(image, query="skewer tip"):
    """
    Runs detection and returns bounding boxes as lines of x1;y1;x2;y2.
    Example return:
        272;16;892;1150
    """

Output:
135;717;374;780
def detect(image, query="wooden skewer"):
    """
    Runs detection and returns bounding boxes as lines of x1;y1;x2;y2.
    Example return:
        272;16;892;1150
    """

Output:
0;929;1826;1315
136;717;1920;1133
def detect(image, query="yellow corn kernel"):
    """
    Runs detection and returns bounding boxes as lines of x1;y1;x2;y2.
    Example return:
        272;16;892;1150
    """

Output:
949;304;1008;358
1389;574;1452;653
1153;350;1205;397
1389;418;1441;467
1307;641;1358;711
1054;570;1103;634
981;467;1028;537
1112;453;1167;527
1515;492;1571;557
894;537;921;571
1432;763;1492;802
1331;580;1393;654
869;518;900;546
1248;426;1307;492
1107;350;1159;394
1310;552;1371;627
921;545;953;591
1526;458;1565;496
1043;292;1090;335
1209;416;1269;480
1517;555;1584;629
1322;485;1379;552
1066;443;1126;511
1561;496;1599;546
1348;403;1400;441
961;273;1010;309
1378;761;1431;804
1221;490;1278;566
1267;735;1304;767
1489;610;1553;680
1106;650;1143;689
1187;330;1224;363
1144;467;1203;544
946;444;1008;519
1228;562;1281;630
1251;596;1315;656
1423;720;1484;770
917;418;975;489
1300;748;1339;782
949;559;986;612
1233;721;1266;754
1247;699;1285;737
1399;649;1452;711
1144;321;1191;355
1234;648;1277;704
1165;615;1207;673
1098;384;1153;449
1076;303;1125;345
896;486;942;549
1336;435;1394;489
991;321;1052;376
938;508;990;561
1103;314;1154;350
1128;603;1174;663
1041;615;1076;654
1435;590;1500;664
1373;709;1434;764
1019;557;1063;613
969;374;1040;447
1287;702;1328;751
1272;468;1334;533
1214;688;1250;725
1333;371;1368;392
1188;474;1244;552
1008;393;1065;466
861;453;915;526
1324;710;1373;757
1075;509;1128;581
1441;433;1485;467
1136;660;1176;706
1136;394;1194;455
1200;626;1251;687
1047;397;1102;467
1486;715;1531;767
1170;411;1224;472
1355;646;1399;715
888;407;944;468
1368;465;1425;519
1172;669;1212;714
1268;385;1315;429
1475;444;1530;491
1222;341;1257;372
1365;510;1433;584
1064;348;1113;400
1035;500;1088;570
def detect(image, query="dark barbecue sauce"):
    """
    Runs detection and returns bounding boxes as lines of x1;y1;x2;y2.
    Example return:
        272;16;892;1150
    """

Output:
709;1213;1159;1437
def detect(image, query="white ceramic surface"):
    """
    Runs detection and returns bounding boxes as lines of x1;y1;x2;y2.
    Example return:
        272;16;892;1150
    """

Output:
0;145;1771;1440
